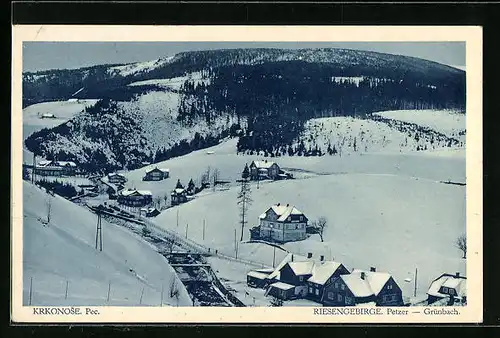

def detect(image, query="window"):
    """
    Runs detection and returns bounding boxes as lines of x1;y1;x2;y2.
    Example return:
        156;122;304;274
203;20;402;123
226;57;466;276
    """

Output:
309;287;313;294
442;287;448;294
315;289;320;296
287;216;291;221
337;294;343;302
448;288;455;295
387;284;393;290
345;296;352;305
340;284;345;290
299;276;303;282
328;292;334;300
269;223;273;228
334;283;339;289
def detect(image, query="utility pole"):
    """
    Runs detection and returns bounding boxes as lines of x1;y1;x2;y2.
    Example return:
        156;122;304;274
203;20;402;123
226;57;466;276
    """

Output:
414;267;418;298
32;153;36;183
185;223;188;239
273;246;276;268
203;219;206;241
176;209;179;228
234;229;237;257
95;211;103;251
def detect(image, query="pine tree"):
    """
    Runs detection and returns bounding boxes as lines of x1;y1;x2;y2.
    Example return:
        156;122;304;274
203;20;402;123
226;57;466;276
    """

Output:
237;166;252;241
175;179;184;189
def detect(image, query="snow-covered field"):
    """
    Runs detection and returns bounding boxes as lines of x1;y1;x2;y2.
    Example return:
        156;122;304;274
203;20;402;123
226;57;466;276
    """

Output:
129;71;211;91
23;181;192;306
372;110;466;141
107;56;174;77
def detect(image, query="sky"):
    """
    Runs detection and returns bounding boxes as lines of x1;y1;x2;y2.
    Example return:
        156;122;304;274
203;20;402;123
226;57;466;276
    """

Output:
22;41;466;73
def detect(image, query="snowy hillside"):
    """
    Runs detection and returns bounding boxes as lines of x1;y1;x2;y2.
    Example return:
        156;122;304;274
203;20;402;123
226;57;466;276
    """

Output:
107;56;175;77
128;71;211;91
23;181;191;306
372;110;466;142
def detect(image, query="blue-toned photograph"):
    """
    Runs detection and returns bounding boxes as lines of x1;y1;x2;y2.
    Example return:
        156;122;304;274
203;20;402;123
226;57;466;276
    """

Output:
21;41;466;308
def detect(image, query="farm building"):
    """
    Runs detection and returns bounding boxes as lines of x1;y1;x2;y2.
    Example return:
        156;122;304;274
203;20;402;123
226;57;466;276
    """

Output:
107;172;127;184
117;189;153;207
249;160;280;180
143;167;170;181
323;268;404;307
171;188;188;206
258;203;308;243
427;272;467;306
246;268;275;289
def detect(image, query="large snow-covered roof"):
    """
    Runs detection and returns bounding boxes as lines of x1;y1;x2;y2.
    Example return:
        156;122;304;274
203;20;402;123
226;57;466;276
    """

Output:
340;275;374;298
288;261;315;276
251;160;277;169
427;274;467;299
259;204;305;221
145;167;170;174
120;189;152;197
307;261;344;285
267;253;310;280
351;269;392;296
247;270;270;280
269;281;295;291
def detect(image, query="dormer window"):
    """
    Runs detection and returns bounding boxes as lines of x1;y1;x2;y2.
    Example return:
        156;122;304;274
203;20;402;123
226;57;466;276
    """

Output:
442;287;448;294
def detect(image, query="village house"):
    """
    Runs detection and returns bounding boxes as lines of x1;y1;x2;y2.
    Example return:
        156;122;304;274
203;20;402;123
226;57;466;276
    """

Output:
427;272;467;306
39;113;56;119
117;189;153;207
35;160;77;177
249;252;349;303
107;172;127;184
258;203;308;243
322;268;404;307
249;160;280;180
171;187;188;206
142;167;170;181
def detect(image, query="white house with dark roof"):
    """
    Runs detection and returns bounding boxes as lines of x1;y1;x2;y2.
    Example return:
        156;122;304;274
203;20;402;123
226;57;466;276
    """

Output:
323;268;403;306
427;272;467;305
249;160;280;180
258;203;308;242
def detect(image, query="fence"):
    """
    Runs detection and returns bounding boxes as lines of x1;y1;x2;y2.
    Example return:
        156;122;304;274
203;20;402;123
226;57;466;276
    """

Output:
23;274;181;307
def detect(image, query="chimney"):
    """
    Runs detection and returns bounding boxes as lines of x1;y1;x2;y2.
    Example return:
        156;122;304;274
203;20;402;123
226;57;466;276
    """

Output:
320;255;324;261
455;272;460;278
307;252;313;259
277;203;280;206
360;272;366;280
286;203;289;207
370;267;376;272
291;254;294;262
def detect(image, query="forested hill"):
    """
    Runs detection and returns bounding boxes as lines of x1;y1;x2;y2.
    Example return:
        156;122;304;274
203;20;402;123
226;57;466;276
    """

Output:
23;48;466;173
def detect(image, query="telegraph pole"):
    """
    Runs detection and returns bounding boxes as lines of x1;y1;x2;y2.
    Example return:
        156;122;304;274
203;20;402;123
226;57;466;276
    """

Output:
176;209;179;228
203;219;206;241
273;246;276;268
32;154;36;183
95;210;103;251
414;267;418;297
185;223;188;239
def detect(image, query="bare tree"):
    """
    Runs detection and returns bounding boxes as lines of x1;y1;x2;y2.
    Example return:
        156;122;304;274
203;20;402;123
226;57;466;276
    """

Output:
154;196;162;209
169;278;181;306
212;168;220;191
45;196;52;226
163;194;169;209
455;233;467;259
317;216;328;242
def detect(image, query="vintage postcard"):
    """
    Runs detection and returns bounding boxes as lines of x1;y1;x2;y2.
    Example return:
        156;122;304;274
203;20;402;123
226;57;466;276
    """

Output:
11;25;482;323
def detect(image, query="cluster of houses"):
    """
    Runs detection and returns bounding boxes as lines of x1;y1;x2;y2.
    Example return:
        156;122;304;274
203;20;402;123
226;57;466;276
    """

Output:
247;252;404;307
247;252;467;307
34;160;78;177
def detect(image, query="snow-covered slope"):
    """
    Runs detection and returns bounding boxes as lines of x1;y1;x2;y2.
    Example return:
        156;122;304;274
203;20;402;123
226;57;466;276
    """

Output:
128;71;211;91
23;181;191;306
372;110;466;141
107;56;175;77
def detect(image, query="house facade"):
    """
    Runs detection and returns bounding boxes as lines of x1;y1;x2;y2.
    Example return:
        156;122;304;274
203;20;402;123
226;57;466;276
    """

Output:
143;167;170;181
258;204;308;243
249;160;280;180
108;172;127;184
427;272;467;305
117;189;153;207
35;160;77;176
323;268;404;307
